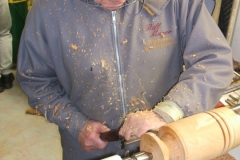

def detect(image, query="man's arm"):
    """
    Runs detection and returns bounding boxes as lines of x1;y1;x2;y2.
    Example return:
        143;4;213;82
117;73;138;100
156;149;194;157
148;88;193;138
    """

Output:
120;0;233;140
16;0;94;142
154;0;234;122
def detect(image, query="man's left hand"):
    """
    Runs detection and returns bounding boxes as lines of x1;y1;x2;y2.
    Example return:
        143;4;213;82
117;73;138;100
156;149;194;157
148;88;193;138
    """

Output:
119;110;166;141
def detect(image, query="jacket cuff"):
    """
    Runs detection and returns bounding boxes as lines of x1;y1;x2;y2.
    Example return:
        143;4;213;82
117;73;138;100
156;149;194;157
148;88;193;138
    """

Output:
67;112;88;140
153;100;184;123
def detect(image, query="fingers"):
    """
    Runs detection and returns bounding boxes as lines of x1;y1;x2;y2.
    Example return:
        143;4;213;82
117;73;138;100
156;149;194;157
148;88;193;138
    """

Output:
81;134;108;152
94;0;126;10
84;132;108;151
119;114;142;140
119;121;146;141
93;133;108;150
98;123;111;133
119;111;166;140
78;121;110;152
122;125;134;140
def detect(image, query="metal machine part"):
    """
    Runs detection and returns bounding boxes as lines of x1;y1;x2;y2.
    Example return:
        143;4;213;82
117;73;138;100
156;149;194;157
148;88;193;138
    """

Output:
224;91;240;107
123;138;140;151
122;152;153;160
230;104;240;116
103;104;240;160
224;71;240;94
100;132;152;160
221;71;240;107
101;151;152;160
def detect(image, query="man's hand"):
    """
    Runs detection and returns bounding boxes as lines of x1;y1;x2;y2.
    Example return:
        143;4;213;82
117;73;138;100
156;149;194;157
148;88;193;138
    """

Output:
119;110;166;141
78;120;110;152
94;0;126;10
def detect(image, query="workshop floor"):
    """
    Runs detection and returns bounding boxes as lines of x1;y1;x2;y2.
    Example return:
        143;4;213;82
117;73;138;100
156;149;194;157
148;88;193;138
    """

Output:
0;70;240;160
0;70;62;160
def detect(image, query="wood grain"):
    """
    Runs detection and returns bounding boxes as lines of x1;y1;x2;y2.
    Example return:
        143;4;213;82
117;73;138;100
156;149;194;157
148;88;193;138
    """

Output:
140;107;240;160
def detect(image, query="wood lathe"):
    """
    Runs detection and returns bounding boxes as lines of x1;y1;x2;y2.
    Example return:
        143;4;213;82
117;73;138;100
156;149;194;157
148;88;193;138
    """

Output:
103;105;240;160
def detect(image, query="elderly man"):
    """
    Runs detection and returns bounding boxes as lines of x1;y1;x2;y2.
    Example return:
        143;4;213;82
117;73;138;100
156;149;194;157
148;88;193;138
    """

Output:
17;0;233;159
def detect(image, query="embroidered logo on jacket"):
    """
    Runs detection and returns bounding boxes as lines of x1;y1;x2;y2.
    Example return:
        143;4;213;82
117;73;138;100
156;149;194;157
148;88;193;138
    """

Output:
143;22;177;51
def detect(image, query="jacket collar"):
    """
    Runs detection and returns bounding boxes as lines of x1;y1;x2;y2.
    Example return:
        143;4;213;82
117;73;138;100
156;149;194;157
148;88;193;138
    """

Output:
80;0;101;6
145;0;168;9
143;0;169;16
80;0;138;8
80;0;169;16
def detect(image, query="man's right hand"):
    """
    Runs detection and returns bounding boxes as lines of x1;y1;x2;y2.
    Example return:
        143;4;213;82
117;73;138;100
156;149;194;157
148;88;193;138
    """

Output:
78;120;110;152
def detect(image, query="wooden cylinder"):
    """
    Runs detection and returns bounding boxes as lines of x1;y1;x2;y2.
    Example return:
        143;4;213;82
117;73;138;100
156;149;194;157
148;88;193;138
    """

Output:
140;107;240;160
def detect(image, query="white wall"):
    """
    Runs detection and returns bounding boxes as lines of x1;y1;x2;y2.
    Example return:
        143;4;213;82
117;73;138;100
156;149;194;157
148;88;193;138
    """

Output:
231;9;240;62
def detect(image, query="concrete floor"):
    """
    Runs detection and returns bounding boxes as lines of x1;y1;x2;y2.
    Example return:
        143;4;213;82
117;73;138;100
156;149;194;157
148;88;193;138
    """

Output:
0;70;62;160
0;70;240;160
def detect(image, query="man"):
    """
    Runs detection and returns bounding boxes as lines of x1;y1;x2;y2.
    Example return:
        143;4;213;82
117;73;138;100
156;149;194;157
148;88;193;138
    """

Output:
0;0;14;93
17;0;233;159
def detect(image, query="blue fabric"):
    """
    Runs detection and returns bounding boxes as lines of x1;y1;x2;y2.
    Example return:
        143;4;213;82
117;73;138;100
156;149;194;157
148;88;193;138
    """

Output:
17;0;233;159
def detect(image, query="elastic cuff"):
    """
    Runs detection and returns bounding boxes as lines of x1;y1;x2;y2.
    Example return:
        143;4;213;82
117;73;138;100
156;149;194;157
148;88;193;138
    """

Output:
153;100;184;123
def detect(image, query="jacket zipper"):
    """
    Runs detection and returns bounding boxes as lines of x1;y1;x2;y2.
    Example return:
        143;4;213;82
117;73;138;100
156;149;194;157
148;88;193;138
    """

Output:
111;10;126;117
